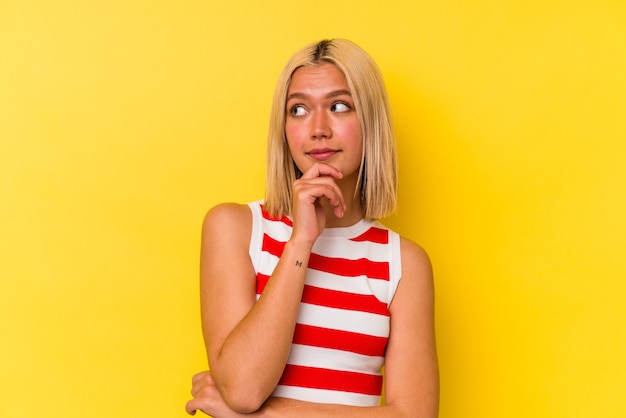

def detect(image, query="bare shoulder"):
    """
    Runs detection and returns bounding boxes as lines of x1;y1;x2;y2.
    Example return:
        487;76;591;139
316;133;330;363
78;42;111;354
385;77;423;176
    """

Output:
204;202;251;224
390;236;435;311
202;202;252;240
399;236;433;282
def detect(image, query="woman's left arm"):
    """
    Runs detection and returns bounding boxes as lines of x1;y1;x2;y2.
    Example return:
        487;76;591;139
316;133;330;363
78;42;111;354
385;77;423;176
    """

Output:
186;237;439;418
381;237;439;416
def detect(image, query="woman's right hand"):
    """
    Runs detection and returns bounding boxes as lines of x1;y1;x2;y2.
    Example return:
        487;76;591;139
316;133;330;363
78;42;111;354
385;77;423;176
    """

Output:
186;370;249;418
290;163;346;246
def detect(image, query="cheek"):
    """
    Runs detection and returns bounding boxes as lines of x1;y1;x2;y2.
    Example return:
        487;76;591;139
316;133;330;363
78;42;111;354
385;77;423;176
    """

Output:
342;119;363;148
352;124;364;162
284;122;304;147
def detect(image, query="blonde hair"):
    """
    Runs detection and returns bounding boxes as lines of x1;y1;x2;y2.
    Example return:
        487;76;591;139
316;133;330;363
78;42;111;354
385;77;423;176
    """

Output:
265;39;397;220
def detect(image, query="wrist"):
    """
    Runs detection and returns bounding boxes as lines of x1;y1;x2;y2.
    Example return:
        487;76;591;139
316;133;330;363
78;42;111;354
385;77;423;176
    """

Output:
286;235;315;254
281;238;314;271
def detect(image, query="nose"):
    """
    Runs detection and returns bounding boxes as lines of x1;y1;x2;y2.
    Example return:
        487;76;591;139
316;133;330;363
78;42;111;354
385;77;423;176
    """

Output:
311;110;331;139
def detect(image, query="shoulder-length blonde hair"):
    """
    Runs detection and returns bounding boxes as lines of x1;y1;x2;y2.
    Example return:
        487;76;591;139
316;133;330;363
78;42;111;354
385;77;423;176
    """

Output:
264;39;397;220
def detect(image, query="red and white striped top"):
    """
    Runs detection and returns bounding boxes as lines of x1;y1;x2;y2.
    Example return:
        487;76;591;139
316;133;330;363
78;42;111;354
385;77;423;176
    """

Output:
248;201;402;406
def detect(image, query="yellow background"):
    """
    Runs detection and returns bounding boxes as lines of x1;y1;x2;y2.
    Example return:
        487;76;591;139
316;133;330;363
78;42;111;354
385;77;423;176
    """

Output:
1;1;625;417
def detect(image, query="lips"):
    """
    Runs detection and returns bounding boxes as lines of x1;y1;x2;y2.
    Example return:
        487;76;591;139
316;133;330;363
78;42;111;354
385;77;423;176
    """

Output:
307;148;339;161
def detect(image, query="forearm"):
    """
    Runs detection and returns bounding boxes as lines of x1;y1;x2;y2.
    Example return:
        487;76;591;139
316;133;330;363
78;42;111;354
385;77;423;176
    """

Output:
187;371;434;418
188;385;413;418
257;397;415;418
209;239;313;411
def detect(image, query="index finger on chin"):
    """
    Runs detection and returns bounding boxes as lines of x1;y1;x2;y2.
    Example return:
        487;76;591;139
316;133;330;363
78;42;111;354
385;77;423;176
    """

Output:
300;163;343;180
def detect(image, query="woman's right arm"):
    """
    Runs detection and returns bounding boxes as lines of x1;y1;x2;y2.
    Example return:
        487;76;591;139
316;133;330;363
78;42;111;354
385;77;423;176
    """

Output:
201;163;346;414
199;203;312;413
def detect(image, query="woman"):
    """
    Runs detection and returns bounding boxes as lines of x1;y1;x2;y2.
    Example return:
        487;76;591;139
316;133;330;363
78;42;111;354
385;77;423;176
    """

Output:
186;39;439;417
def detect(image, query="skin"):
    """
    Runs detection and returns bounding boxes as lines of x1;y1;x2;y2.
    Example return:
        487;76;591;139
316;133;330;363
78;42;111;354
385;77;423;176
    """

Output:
186;63;439;417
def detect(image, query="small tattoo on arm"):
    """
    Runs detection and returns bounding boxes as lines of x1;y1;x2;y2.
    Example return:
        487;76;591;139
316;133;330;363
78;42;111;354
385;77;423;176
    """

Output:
295;261;303;267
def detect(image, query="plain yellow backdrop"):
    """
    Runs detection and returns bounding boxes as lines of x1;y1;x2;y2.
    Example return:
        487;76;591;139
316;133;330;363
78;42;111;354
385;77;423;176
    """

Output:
1;1;625;417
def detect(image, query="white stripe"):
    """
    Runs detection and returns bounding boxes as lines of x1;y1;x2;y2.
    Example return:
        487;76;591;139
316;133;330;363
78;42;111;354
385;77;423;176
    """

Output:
247;202;264;269
298;303;390;338
287;344;384;375
263;218;293;240
387;230;402;305
256;252;279;276
366;278;392;305
272;385;381;406
305;269;389;297
312;236;390;262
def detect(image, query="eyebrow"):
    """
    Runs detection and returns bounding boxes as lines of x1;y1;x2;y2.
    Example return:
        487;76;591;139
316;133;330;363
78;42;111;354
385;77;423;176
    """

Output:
286;89;352;101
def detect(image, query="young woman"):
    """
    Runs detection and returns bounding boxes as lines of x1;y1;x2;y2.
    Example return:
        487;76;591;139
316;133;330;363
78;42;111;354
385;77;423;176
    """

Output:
186;39;439;417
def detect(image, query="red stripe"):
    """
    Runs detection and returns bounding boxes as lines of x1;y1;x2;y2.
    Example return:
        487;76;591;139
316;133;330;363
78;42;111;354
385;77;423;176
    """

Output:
262;234;286;258
261;205;293;227
261;235;390;281
257;281;390;318
293;323;388;357
256;273;270;294
309;253;389;281
302;285;389;316
350;227;389;244
279;364;383;396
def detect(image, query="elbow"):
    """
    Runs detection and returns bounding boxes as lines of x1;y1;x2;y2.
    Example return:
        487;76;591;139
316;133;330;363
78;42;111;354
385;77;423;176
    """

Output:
219;381;270;414
219;381;271;414
209;361;276;413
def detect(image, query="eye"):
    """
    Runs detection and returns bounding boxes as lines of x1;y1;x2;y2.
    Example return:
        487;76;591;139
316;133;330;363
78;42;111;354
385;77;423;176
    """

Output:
289;104;307;116
331;102;351;113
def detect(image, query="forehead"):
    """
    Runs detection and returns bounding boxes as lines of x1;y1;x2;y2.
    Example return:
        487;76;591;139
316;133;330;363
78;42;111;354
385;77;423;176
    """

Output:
287;63;350;95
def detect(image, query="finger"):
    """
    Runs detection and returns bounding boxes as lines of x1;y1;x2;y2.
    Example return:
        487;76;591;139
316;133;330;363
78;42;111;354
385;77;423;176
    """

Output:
295;181;345;214
300;163;343;180
191;370;211;385
191;380;214;398
186;397;215;416
191;375;216;397
185;399;199;415
319;185;345;214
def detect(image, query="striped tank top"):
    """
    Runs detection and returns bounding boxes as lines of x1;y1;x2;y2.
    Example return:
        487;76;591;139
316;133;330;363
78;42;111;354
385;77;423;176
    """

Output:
247;201;402;406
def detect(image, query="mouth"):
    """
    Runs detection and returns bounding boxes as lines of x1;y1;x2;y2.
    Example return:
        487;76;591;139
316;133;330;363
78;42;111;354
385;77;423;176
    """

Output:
307;148;340;161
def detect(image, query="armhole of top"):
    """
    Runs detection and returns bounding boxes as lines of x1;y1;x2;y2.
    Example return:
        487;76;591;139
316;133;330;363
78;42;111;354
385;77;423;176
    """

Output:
387;231;402;307
247;200;263;272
